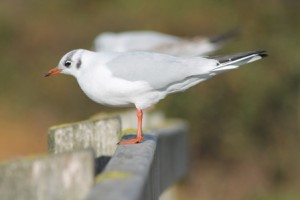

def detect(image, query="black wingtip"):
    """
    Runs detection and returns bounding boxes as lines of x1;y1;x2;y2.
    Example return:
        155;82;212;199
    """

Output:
209;50;268;65
251;50;268;58
209;28;239;44
239;50;269;59
258;50;268;58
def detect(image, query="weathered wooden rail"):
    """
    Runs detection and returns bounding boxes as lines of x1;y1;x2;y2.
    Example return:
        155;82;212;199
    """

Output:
0;110;188;200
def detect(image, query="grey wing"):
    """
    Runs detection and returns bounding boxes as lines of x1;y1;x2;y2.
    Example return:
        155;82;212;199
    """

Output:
106;52;215;90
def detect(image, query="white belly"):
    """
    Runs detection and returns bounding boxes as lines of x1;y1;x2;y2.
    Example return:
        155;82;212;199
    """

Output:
77;74;166;109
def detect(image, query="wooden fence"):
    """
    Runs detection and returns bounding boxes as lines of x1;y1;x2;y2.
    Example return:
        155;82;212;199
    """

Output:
0;110;188;200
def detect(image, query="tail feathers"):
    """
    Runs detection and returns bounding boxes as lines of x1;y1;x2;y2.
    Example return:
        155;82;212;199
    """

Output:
210;50;268;72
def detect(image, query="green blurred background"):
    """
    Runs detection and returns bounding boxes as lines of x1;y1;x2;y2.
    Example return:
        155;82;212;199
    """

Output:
0;0;299;199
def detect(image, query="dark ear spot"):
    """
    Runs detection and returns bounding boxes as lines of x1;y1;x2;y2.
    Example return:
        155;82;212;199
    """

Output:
76;58;82;69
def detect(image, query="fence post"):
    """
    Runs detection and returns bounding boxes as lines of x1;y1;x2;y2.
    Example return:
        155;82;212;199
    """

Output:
87;121;188;200
0;110;188;200
0;150;94;200
48;115;121;157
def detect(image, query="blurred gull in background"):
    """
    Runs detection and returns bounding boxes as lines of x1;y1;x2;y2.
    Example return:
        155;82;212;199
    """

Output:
94;29;237;56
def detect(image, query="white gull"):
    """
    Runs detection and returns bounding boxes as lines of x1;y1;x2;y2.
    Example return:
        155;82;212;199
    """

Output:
45;49;267;144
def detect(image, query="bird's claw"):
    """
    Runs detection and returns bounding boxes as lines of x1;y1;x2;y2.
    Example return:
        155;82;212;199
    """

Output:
118;136;144;145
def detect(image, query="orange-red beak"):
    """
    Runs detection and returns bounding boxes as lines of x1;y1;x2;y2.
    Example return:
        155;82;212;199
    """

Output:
44;68;62;77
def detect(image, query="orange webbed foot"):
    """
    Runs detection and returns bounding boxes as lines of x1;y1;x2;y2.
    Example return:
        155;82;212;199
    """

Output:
118;136;144;145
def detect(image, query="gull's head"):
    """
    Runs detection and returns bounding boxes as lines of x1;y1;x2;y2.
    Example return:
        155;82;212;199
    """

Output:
45;49;88;78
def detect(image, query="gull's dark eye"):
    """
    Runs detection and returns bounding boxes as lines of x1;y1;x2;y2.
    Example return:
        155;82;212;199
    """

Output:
64;60;72;68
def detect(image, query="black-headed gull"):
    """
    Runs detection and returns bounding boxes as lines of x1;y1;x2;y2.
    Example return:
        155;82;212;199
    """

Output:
94;30;237;56
45;50;267;144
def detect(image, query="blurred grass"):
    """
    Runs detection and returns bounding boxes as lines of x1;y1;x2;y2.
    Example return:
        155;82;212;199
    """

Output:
0;0;299;199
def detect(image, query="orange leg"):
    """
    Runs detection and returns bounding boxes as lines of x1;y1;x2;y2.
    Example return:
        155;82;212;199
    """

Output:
118;109;144;145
